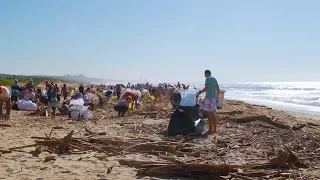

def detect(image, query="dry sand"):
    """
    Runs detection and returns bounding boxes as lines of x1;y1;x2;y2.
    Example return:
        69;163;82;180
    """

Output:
0;100;319;180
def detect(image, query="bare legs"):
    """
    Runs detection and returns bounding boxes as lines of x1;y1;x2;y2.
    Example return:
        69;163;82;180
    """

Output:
207;111;217;133
0;98;11;120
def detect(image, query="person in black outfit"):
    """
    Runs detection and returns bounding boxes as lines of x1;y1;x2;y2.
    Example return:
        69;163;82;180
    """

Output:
79;83;85;94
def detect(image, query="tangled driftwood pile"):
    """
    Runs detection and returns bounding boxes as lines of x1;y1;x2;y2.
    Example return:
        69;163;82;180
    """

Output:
7;124;317;179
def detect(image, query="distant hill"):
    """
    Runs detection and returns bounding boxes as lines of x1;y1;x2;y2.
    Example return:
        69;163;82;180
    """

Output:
0;74;124;85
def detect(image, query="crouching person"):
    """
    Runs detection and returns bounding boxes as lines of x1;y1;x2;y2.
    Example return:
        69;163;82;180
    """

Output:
114;97;131;117
0;86;11;120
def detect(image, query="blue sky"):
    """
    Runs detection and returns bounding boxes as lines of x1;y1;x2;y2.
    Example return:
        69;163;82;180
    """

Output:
0;0;319;83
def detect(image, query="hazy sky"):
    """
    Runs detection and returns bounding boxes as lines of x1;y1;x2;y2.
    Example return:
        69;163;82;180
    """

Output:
0;0;319;83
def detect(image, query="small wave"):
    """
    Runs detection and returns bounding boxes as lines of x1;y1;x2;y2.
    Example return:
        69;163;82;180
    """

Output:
217;82;320;108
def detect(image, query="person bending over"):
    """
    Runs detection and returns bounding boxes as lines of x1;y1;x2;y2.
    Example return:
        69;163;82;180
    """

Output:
0;86;11;120
122;91;138;106
114;97;131;117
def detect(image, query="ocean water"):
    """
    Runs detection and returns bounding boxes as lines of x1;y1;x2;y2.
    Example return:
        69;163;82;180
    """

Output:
219;82;320;114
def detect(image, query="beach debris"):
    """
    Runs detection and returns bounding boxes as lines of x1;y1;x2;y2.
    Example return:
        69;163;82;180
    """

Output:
107;166;113;174
118;159;238;178
217;110;244;115
4;98;320;179
270;146;308;168
231;115;291;129
0;123;11;127
44;155;56;162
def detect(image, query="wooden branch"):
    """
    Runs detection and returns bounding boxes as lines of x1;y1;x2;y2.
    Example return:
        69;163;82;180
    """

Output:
138;163;235;177
9;143;39;150
217;110;244;115
231;115;291;129
118;159;170;168
85;127;94;135
0;124;12;127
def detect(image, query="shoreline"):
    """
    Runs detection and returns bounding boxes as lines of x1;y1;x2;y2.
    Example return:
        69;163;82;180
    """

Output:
225;96;320;120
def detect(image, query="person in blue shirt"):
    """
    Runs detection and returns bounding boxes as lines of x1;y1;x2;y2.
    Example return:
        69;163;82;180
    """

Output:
197;70;220;134
10;79;20;104
50;91;58;118
26;78;35;91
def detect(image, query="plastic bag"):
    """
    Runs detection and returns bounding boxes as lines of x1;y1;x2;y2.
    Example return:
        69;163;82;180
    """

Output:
194;119;204;135
82;106;93;119
18;99;37;111
179;89;197;107
70;98;85;106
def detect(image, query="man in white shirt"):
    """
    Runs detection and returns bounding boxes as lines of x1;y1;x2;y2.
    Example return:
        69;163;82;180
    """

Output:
0;86;11;120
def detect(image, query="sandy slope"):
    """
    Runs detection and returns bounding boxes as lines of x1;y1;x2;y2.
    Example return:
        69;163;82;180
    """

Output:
0;100;319;180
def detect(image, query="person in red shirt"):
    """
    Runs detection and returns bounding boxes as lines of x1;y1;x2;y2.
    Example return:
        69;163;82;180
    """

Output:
61;84;68;100
122;91;137;102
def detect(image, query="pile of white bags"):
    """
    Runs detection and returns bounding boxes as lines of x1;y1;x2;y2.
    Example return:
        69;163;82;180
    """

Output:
69;99;93;120
18;99;37;111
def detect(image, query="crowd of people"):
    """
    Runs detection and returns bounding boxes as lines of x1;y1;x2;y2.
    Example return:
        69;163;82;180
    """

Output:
0;70;220;134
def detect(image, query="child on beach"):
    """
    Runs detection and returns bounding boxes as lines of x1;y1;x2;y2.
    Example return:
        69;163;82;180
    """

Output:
98;94;104;106
50;92;58;118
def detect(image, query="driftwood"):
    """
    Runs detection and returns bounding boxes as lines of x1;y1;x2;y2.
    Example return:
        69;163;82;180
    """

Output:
270;146;308;168
118;159;237;178
118;159;171;168
122;142;177;154
231;115;291;129
137;163;236;178
0;123;12;127
292;124;306;131
217;110;244;115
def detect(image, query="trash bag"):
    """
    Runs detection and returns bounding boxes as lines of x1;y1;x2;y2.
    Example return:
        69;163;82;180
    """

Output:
194;119;205;135
167;106;201;136
18;99;37;111
170;92;181;109
70;98;85;106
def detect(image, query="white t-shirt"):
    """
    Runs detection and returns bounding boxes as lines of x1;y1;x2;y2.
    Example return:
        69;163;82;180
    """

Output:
0;86;10;100
141;89;151;97
134;90;142;97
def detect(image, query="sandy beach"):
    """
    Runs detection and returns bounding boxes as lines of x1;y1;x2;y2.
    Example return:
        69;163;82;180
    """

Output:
0;99;319;180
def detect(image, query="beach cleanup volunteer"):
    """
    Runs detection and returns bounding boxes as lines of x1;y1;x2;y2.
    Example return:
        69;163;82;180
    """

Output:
0;86;11;120
197;70;220;134
114;97;131;117
11;79;20;103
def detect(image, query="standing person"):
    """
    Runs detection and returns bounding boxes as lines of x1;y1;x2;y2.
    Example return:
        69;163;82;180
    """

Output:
54;84;60;101
61;84;68;100
50;91;58;118
115;84;121;98
176;82;181;89
45;81;54;111
79;83;85;94
105;86;113;102
197;70;220;134
26;78;35;91
11;79;20;104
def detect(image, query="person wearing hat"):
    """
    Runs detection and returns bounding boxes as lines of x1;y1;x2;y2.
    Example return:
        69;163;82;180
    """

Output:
26;78;35;91
10;79;20;104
